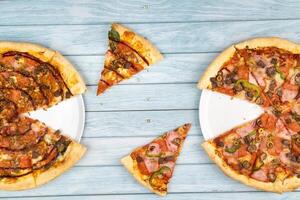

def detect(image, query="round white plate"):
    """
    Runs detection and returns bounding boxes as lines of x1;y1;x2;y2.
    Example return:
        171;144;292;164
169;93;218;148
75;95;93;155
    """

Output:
199;90;263;140
25;95;85;142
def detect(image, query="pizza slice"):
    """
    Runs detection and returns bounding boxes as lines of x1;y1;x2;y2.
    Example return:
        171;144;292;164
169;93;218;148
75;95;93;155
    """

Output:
198;42;271;107
121;124;191;196
0;116;86;190
97;23;163;95
0;42;86;120
202;112;300;192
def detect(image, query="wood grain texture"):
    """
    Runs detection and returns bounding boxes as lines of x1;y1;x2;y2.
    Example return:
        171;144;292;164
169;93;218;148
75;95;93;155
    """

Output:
0;0;300;25
9;192;300;200
2;21;300;55
68;53;211;85
84;84;200;111
2;0;300;199
84;110;200;137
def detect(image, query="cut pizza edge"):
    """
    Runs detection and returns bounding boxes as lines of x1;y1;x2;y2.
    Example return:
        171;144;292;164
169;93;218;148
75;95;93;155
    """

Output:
198;37;300;90
0;129;86;191
202;140;300;193
0;41;87;96
121;155;166;196
111;23;164;65
121;123;191;196
97;23;163;95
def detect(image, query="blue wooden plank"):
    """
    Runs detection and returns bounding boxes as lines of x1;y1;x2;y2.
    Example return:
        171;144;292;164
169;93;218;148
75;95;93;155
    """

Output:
0;0;300;25
84;110;200;137
2;21;300;55
84;84;200;111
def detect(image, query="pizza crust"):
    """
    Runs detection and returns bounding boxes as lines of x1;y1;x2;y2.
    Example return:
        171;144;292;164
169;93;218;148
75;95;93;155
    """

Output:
0;174;35;191
112;23;163;65
197;37;300;89
50;51;86;95
0;141;86;191
0;41;55;62
121;155;167;196
202;141;285;193
34;141;86;187
0;41;86;95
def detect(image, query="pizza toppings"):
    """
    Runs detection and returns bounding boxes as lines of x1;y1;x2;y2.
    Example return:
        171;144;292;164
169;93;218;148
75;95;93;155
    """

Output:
97;24;163;95
122;124;191;196
199;38;300;192
0;117;74;177
0;51;75;120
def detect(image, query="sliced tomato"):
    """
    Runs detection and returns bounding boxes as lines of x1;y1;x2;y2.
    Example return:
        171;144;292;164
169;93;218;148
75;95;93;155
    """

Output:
237;65;249;80
260;113;276;130
137;160;150;175
216;87;235;96
282;82;298;91
287;122;300;132
19;155;32;168
237;145;249;157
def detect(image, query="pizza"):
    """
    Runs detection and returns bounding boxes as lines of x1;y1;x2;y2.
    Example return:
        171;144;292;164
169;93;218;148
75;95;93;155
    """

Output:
198;37;300;192
0;41;87;190
0;116;86;190
121;124;191;196
97;23;163;95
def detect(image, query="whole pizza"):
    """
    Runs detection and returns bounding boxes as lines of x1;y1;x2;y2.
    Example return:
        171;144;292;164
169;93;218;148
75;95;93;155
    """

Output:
198;37;300;193
0;41;86;190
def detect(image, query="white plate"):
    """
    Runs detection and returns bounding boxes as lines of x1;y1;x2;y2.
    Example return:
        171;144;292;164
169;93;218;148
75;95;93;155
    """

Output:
199;90;263;140
25;95;85;142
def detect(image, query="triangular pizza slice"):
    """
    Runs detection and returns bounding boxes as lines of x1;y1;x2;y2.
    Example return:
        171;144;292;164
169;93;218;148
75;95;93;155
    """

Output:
121;123;191;196
0;116;86;190
97;23;163;95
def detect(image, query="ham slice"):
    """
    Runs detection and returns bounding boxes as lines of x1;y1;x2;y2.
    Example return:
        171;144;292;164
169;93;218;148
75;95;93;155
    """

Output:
143;157;159;173
165;131;180;152
275;120;291;140
236;122;255;137
281;89;298;102
279;152;291;166
251;169;268;182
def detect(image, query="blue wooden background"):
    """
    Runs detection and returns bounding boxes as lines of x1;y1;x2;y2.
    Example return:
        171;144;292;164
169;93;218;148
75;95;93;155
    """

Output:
0;0;300;199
